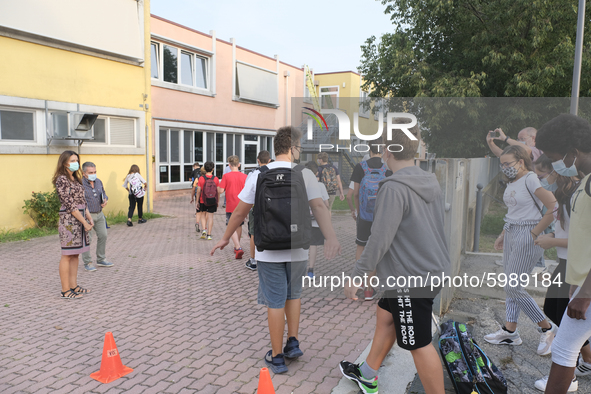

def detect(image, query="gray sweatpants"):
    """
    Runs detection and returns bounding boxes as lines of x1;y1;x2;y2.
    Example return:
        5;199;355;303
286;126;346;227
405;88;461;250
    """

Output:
82;211;108;265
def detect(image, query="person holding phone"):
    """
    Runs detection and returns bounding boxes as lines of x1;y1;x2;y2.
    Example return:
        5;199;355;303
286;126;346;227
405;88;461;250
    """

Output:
486;127;542;162
52;150;94;300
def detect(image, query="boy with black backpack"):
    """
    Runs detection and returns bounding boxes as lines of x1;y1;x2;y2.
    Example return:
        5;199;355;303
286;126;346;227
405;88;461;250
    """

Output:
351;146;392;300
196;161;219;241
210;126;341;374
341;119;450;394
317;152;344;214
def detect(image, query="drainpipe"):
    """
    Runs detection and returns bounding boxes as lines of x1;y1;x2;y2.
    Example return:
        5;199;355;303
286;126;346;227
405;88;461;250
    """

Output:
284;70;290;126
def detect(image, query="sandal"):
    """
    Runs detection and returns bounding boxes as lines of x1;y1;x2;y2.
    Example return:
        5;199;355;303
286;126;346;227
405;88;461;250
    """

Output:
71;285;90;295
60;289;82;300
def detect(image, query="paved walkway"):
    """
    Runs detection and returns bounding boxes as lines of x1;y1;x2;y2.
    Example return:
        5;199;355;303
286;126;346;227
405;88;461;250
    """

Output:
0;192;375;393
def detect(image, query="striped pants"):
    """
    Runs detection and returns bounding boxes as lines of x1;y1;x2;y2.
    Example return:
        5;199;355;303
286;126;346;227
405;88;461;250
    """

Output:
503;221;546;324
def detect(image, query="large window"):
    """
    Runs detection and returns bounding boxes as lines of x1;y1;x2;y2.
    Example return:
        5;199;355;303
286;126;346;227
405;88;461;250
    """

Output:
0;109;34;141
152;41;209;90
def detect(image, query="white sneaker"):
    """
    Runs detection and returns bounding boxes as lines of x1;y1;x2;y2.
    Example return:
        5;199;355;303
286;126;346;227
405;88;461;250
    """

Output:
575;355;591;376
537;323;558;355
484;327;523;345
534;375;578;392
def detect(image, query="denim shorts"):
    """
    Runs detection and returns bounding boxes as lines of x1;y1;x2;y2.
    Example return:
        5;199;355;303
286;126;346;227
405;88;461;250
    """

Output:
257;260;308;309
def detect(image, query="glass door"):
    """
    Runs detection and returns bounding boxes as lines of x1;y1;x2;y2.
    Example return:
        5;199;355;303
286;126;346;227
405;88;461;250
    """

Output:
243;134;259;174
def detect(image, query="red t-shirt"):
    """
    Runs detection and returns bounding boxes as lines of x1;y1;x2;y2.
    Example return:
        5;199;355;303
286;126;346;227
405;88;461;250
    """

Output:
218;171;247;212
197;174;220;205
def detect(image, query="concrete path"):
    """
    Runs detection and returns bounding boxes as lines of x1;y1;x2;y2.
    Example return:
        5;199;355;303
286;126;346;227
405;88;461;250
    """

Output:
0;192;375;393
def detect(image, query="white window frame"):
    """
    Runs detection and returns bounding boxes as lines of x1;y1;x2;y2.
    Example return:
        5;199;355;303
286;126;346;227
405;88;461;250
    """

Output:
84;116;136;147
359;89;370;118
320;86;339;109
151;38;213;96
0;107;37;142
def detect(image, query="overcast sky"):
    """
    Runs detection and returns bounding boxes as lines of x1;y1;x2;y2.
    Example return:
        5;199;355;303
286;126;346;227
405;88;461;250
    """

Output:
150;0;396;73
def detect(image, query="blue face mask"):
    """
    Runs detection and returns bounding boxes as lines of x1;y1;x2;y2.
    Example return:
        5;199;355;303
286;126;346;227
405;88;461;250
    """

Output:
552;153;578;177
88;174;97;181
540;177;558;192
69;162;79;172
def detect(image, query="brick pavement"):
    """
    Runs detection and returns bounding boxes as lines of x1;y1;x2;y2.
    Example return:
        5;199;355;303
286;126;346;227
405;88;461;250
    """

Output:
0;192;375;393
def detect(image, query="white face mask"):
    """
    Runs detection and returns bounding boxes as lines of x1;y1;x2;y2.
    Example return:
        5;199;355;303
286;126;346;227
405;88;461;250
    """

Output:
552;153;578;177
88;174;97;181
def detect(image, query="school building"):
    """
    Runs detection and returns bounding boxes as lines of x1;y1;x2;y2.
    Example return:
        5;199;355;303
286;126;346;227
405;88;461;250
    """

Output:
0;0;152;231
149;15;308;193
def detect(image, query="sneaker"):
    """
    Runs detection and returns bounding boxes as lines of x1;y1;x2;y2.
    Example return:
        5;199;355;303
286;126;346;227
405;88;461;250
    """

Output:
84;263;97;272
339;361;379;394
576;355;591;376
364;287;376;301
195;224;200;232
245;259;257;270
484;327;523;345
96;261;114;268
537;323;557;355
234;248;244;259
307;268;314;278
207;235;212;241
264;350;288;374
534;375;577;392
127;221;133;227
283;337;304;359
138;218;147;224
201;230;207;239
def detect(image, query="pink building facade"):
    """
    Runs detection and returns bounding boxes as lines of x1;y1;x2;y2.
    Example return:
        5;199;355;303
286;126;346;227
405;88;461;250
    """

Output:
150;15;307;192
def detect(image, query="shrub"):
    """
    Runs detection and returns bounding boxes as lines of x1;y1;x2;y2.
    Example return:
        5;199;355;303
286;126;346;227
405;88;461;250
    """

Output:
23;191;60;228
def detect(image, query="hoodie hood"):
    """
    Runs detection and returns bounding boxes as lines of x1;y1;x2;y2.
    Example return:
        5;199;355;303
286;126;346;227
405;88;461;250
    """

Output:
379;165;440;203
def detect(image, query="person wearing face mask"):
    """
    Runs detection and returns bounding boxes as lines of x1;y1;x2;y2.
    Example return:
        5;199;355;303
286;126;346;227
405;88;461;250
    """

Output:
533;113;591;394
531;155;584;392
80;162;114;272
484;145;558;356
52;150;94;300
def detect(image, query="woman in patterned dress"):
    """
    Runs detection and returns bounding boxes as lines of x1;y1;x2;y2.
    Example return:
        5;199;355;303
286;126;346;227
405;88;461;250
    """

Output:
52;150;94;299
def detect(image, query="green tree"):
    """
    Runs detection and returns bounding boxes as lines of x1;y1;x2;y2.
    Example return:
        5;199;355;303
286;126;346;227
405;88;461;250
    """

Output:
360;0;591;157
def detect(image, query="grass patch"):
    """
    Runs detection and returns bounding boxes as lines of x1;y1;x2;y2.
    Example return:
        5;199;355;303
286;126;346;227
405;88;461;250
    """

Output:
104;211;164;225
0;211;164;244
331;196;354;211
0;227;58;243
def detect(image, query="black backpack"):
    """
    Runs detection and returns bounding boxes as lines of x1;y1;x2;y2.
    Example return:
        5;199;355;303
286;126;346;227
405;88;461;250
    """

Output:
254;164;311;252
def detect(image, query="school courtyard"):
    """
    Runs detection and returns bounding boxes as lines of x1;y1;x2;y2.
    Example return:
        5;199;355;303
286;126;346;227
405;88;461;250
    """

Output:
1;193;590;394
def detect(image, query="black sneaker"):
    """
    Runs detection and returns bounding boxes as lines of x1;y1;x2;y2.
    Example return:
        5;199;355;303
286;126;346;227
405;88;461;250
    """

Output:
339;361;379;394
283;337;303;359
127;221;133;227
138;218;147;224
264;350;288;374
245;258;257;270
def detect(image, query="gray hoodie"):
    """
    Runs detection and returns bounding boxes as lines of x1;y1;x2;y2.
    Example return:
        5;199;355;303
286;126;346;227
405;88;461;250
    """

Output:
352;165;450;289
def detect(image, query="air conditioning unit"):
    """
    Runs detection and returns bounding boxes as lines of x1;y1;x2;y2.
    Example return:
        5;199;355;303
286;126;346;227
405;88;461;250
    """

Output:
51;112;98;140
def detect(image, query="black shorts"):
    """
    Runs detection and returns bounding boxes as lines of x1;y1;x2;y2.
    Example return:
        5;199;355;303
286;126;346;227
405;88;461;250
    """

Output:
377;288;438;350
201;203;217;213
356;218;372;246
310;227;325;246
226;212;244;226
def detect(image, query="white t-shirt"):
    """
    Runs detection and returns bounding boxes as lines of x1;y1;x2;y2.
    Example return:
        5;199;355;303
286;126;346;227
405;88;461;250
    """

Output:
238;161;322;262
503;172;544;222
553;202;570;260
311;182;329;228
122;173;146;196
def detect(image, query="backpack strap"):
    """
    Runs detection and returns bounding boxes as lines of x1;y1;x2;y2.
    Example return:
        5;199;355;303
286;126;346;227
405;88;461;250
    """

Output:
259;165;269;174
293;164;305;173
360;160;370;176
524;173;544;218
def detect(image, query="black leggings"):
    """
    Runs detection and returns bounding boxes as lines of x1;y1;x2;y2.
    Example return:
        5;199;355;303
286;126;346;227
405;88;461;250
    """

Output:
128;194;144;219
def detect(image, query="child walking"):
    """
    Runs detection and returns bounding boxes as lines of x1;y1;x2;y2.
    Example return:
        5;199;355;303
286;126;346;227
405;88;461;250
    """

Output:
122;164;147;227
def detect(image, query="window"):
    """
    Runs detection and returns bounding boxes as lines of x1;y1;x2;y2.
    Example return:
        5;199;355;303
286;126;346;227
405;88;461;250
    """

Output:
359;90;370;118
0;110;34;141
151;43;159;79
320;87;339;109
235;62;278;106
152;41;209;90
86;116;135;146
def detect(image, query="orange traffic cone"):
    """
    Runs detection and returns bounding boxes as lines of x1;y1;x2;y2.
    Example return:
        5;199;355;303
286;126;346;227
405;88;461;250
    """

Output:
90;332;133;383
257;367;276;394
